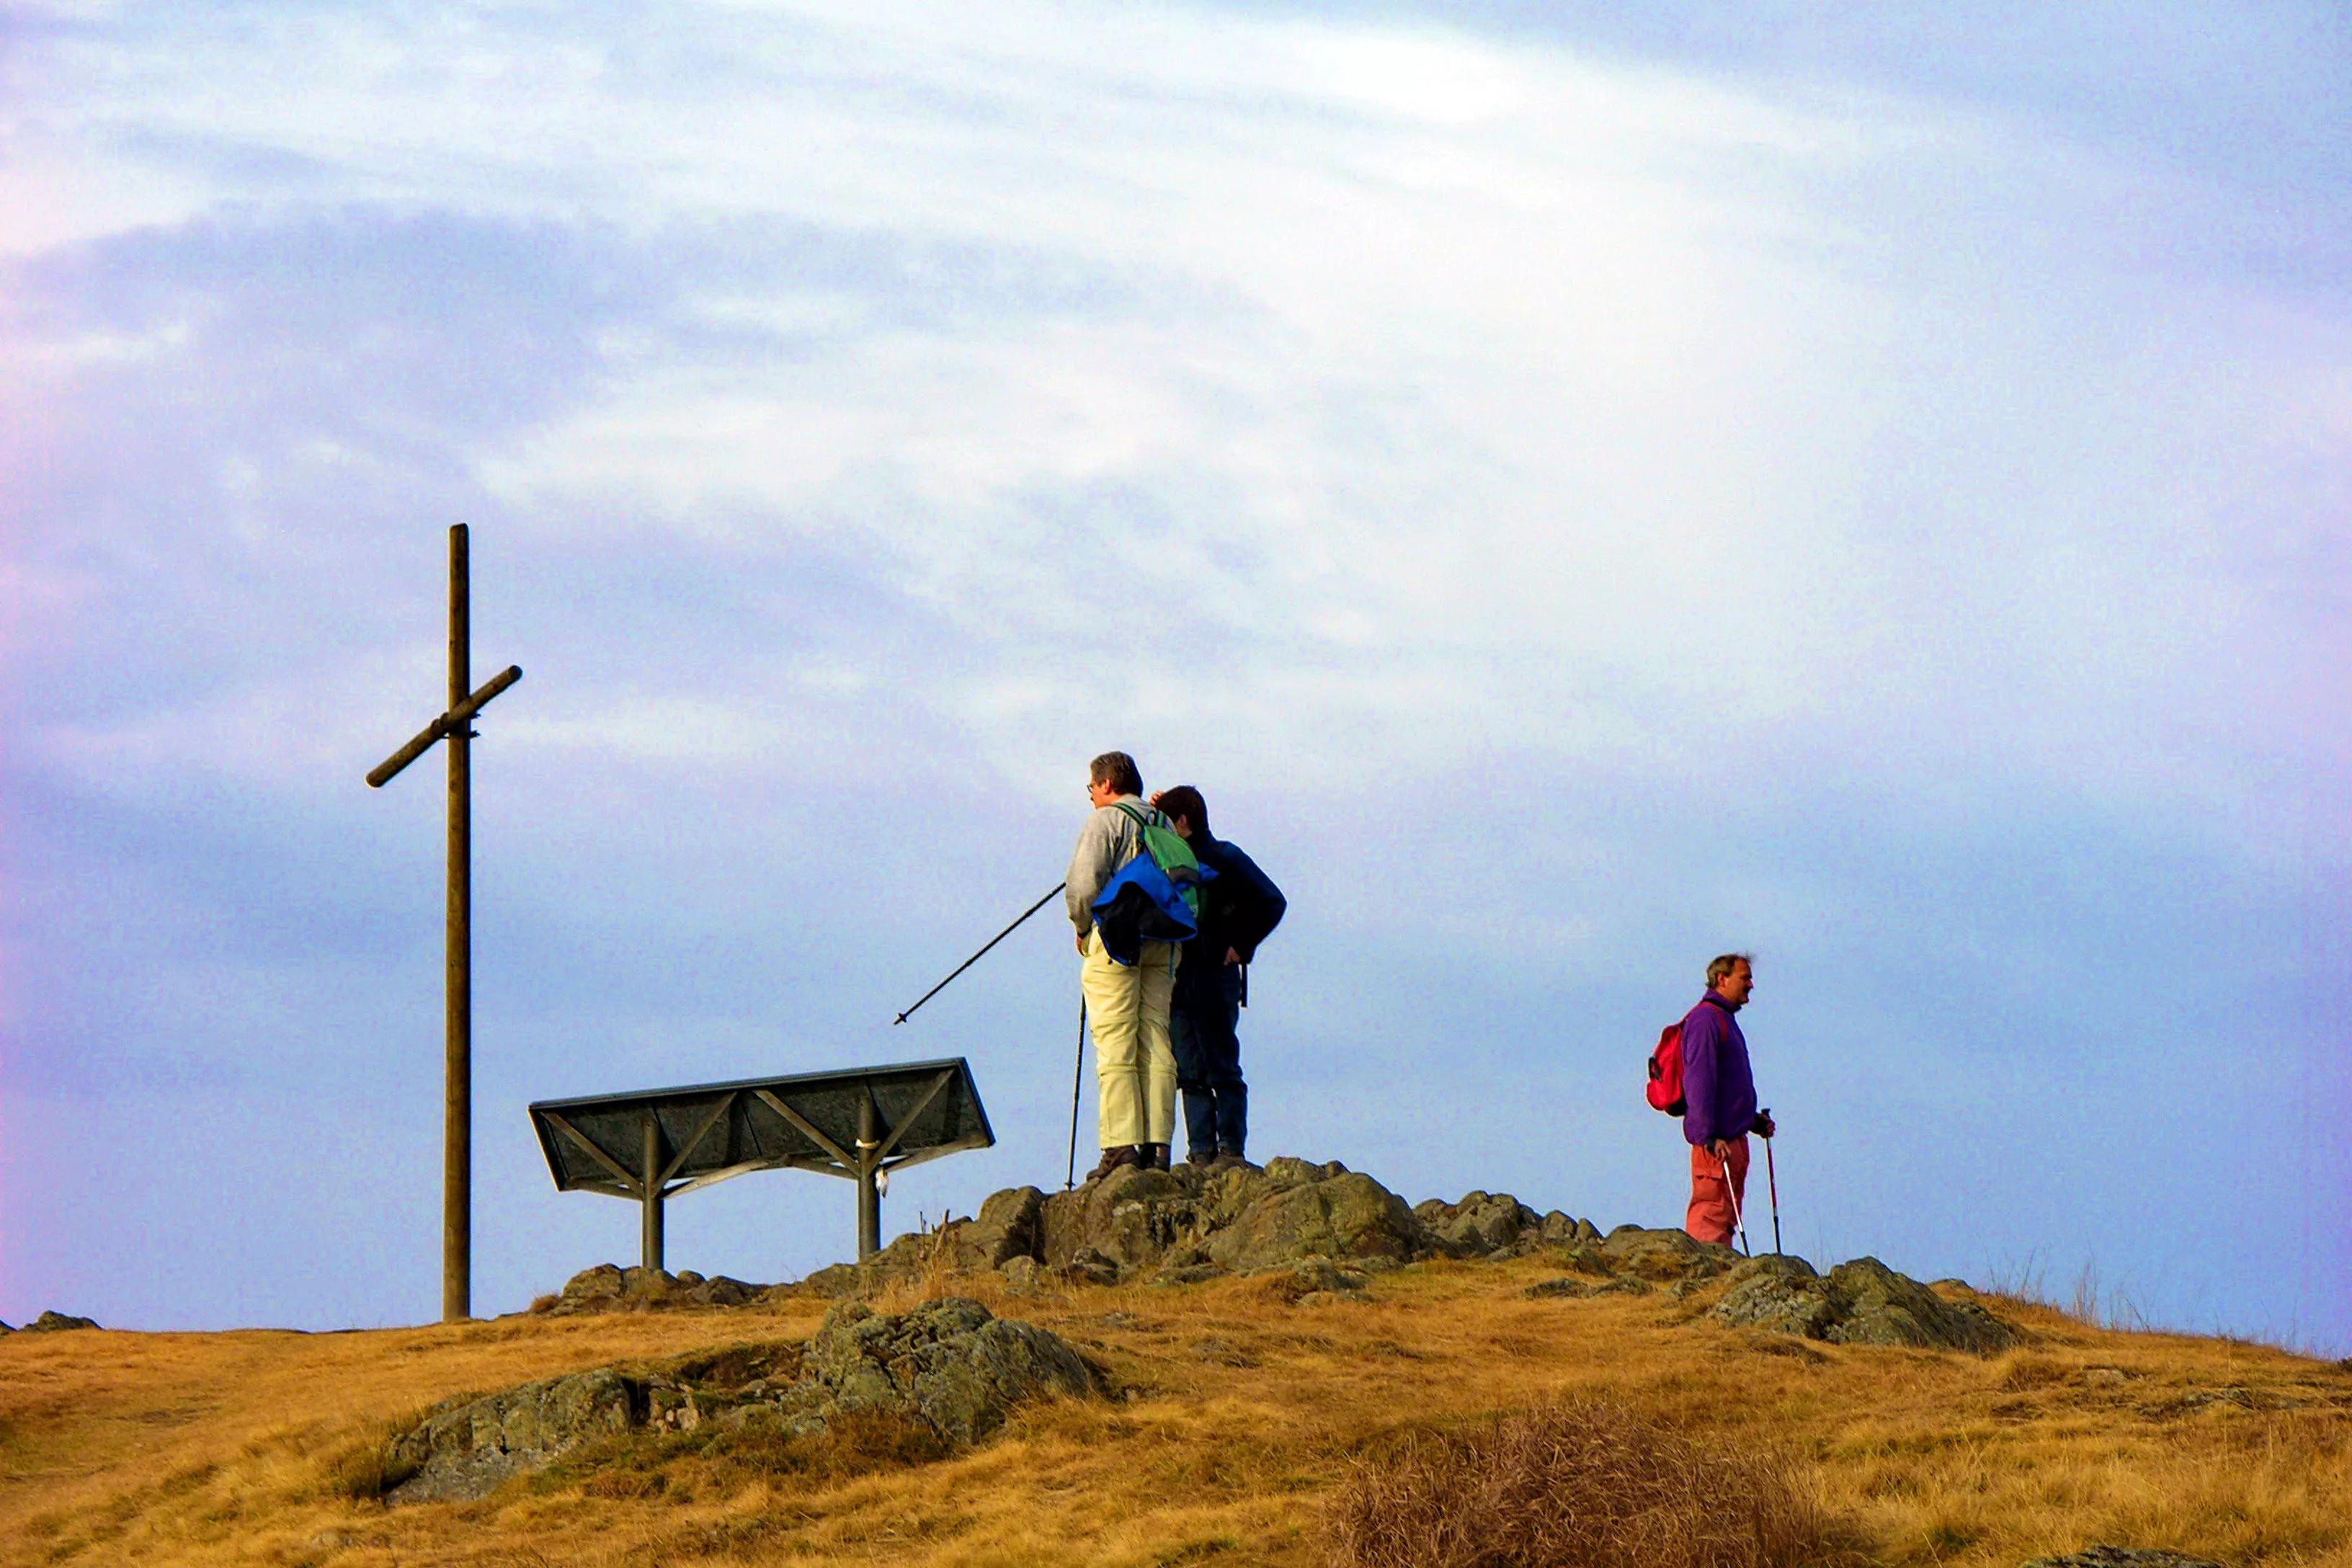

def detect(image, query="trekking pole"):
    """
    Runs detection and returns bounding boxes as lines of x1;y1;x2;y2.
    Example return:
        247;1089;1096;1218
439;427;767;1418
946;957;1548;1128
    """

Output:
1762;1110;1783;1256
1723;1157;1750;1257
892;883;1066;1025
1065;999;1087;1190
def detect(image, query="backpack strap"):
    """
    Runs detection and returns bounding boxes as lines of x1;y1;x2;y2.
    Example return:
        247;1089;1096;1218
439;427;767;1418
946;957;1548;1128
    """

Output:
1111;801;1167;832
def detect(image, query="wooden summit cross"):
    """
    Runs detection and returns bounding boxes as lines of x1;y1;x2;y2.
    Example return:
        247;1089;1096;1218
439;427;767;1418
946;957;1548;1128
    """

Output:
367;524;523;1323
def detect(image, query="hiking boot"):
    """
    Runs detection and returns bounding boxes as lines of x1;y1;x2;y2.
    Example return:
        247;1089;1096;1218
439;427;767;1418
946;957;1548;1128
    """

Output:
1211;1149;1253;1172
1183;1149;1219;1168
1085;1145;1139;1182
1144;1143;1172;1172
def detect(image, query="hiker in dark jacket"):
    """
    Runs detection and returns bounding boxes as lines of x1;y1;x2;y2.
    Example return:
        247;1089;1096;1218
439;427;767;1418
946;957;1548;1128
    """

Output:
1151;785;1285;1168
1680;953;1775;1246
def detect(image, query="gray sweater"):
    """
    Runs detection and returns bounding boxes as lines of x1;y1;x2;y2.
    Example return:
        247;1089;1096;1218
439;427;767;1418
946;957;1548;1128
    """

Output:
1066;798;1148;935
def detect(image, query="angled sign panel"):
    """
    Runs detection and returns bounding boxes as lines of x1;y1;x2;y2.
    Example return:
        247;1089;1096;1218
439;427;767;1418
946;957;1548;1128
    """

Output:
527;1057;992;1269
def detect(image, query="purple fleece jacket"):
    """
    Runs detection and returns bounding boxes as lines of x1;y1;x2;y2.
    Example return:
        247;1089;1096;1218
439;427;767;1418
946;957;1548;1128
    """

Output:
1679;991;1757;1149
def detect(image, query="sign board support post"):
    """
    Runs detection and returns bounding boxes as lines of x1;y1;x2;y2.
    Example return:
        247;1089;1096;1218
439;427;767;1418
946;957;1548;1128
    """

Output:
368;523;524;1324
641;1115;666;1273
856;1094;882;1261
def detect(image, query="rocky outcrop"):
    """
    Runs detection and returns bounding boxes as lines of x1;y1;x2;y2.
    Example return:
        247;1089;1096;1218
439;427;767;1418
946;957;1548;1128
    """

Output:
20;1311;101;1332
531;1264;766;1316
1710;1255;2018;1354
386;1298;1098;1504
784;1158;1448;1293
517;1157;2014;1360
806;1158;1623;1294
803;1297;1101;1443
1412;1193;1598;1258
1197;1166;1423;1270
1596;1225;1742;1279
2018;1550;2222;1568
386;1368;645;1504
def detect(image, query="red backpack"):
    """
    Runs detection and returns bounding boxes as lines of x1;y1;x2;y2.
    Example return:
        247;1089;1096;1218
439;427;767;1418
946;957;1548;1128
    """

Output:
1645;1023;1686;1115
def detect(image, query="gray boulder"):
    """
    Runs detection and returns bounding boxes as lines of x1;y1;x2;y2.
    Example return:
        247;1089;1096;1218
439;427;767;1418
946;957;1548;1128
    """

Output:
886;1158;1439;1286
806;1298;1100;1443
1203;1168;1424;1270
963;1186;1047;1268
1711;1255;2016;1353
1708;1256;1840;1337
386;1368;643;1504
1599;1226;1741;1280
2019;1550;2222;1568
1409;1193;1598;1258
1415;1191;1542;1255
535;1264;765;1316
384;1298;1098;1503
23;1311;100;1332
1040;1166;1193;1273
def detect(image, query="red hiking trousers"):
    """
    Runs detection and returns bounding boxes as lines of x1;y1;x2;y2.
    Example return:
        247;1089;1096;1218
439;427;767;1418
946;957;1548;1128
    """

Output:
1685;1135;1750;1247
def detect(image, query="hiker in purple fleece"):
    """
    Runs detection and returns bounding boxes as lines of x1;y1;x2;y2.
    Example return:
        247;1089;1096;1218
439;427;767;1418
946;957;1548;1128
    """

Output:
1680;954;1775;1246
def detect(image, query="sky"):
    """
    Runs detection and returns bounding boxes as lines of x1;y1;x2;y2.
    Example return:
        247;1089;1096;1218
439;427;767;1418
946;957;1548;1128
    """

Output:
2;1;2347;1348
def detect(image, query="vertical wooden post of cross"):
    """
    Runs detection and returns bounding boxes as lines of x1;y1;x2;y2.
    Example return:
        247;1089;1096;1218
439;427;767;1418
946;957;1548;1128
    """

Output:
368;525;523;1323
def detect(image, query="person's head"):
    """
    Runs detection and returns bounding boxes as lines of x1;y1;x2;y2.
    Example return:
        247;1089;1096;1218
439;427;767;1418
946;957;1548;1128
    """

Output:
1156;784;1210;842
1707;953;1755;1006
1087;751;1144;808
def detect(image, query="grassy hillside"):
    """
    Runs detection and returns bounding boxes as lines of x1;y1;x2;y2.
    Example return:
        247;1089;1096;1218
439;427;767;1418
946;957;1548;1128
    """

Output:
3;1252;2347;1567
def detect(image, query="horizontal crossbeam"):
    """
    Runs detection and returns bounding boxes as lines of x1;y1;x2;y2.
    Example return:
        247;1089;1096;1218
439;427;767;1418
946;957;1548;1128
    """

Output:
367;664;524;788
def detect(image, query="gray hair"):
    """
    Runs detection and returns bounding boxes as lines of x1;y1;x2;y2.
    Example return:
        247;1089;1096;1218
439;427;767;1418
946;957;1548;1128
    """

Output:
1706;953;1754;988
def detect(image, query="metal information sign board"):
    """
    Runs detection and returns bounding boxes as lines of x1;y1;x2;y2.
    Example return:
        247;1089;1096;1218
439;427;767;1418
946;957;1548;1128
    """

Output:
528;1058;992;1269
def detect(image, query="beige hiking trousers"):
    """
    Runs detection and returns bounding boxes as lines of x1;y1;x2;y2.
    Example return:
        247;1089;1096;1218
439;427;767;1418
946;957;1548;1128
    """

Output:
1079;930;1180;1147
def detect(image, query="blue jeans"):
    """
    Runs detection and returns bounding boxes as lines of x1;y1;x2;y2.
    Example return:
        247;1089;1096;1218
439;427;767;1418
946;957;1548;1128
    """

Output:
1170;965;1247;1157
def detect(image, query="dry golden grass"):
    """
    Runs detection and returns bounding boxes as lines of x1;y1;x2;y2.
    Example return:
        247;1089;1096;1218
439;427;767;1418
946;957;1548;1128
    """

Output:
1;1260;2347;1568
1327;1399;1854;1568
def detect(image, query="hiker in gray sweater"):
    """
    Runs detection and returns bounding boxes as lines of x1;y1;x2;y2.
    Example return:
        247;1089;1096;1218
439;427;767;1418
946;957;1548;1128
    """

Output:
1066;751;1182;1179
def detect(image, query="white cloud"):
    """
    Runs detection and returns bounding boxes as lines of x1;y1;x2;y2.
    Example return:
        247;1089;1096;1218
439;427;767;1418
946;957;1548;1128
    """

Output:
14;0;2347;852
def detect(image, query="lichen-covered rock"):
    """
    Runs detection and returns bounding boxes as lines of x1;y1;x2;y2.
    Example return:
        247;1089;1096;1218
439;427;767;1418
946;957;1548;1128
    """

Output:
1554;1242;1617;1277
1711;1255;2017;1353
806;1297;1100;1443
966;1159;1440;1283
1825;1258;2017;1352
1408;1192;1595;1257
535;1264;765;1316
1040;1165;1193;1272
2018;1549;2222;1568
964;1186;1047;1268
1204;1171;1425;1270
1536;1211;1599;1248
1063;1247;1122;1287
1415;1191;1542;1255
1710;1256;1840;1338
22;1311;100;1332
386;1368;643;1504
385;1299;1100;1503
1599;1226;1740;1280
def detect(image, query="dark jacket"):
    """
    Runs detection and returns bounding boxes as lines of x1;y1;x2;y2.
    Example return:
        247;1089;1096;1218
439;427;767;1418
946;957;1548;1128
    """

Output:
1679;991;1757;1149
1183;837;1285;986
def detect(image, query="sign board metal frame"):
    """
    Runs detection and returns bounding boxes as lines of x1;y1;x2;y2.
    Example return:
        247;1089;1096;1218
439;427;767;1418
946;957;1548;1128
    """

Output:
528;1057;992;1269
